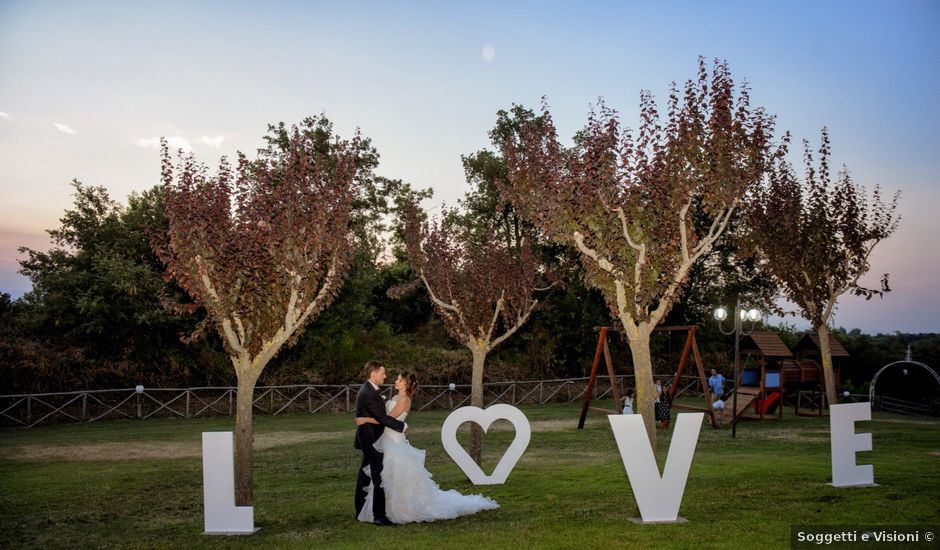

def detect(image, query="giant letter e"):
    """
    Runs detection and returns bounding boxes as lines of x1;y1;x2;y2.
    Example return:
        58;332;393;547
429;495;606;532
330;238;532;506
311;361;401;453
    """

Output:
830;402;876;487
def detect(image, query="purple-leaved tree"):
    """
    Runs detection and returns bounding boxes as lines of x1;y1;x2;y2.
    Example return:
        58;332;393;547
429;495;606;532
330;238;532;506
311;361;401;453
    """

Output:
748;129;900;405
502;59;780;446
156;121;360;505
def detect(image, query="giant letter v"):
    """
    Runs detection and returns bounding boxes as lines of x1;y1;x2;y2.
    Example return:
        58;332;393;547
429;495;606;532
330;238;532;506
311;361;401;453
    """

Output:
609;413;703;523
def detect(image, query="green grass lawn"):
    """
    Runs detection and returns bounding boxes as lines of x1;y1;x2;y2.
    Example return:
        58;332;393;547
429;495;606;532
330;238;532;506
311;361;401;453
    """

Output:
1;401;938;549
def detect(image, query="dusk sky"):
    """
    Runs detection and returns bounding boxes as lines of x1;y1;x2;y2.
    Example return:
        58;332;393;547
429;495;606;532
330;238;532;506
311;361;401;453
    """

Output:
1;0;937;334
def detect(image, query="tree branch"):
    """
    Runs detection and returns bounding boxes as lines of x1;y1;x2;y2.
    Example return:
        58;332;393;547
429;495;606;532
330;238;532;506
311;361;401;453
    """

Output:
283;273;301;329
489;299;537;351
254;257;344;371
293;257;343;332
195;255;250;358
678;200;692;264
614;207;647;298
486;291;505;342
573;231;619;276
534;280;561;292
690;203;735;260
420;272;459;313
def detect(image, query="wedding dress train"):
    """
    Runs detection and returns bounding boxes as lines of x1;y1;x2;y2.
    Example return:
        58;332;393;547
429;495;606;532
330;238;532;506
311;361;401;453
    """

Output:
357;398;499;523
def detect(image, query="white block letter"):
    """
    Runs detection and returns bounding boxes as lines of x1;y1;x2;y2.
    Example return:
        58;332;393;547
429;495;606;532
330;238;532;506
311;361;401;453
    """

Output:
202;432;255;534
830;403;875;487
441;404;531;485
609;413;703;523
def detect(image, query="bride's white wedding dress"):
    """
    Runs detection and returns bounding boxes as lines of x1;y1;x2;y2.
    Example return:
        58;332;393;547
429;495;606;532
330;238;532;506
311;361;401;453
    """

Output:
357;397;499;524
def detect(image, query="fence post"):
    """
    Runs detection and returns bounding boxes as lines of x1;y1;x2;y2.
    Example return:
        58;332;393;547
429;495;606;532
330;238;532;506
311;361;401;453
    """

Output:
346;386;350;412
229;390;233;416
26;396;32;425
308;387;312;413
82;393;88;421
185;390;191;418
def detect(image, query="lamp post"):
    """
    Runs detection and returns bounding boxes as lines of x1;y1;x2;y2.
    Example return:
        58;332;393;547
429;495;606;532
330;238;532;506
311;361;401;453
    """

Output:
714;298;760;439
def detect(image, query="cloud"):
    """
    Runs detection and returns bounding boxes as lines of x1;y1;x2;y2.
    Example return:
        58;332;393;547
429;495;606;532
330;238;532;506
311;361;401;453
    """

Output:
136;137;160;148
200;135;225;148
136;136;192;151
0;112;9;119
481;44;496;63
53;122;77;135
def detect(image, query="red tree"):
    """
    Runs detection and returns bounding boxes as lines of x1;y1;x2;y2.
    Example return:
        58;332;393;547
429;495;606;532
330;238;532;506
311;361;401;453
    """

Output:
502;59;779;445
156;122;360;505
397;203;555;463
748;129;900;404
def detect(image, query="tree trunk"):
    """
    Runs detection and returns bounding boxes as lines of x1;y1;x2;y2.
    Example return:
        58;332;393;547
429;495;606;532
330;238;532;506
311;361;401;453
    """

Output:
621;319;657;451
233;364;259;506
468;343;487;465
816;324;838;406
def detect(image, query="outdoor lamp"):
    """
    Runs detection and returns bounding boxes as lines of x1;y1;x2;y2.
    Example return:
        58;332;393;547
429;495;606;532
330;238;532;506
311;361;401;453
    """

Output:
135;385;145;394
713;299;761;439
448;383;456;391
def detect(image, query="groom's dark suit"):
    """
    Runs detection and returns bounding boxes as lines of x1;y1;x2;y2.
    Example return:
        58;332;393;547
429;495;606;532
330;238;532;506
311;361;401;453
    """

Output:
354;381;406;521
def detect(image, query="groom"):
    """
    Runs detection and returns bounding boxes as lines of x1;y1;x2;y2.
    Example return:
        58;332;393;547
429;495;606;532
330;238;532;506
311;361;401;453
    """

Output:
354;360;407;526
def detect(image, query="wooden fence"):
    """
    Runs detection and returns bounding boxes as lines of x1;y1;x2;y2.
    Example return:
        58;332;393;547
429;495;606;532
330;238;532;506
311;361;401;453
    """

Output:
0;373;729;429
0;374;719;429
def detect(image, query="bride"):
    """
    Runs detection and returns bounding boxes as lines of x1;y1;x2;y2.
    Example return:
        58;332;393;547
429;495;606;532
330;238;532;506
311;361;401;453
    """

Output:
356;371;499;524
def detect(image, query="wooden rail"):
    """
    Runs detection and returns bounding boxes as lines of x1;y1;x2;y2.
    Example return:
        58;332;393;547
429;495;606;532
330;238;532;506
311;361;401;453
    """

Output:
1;374;719;429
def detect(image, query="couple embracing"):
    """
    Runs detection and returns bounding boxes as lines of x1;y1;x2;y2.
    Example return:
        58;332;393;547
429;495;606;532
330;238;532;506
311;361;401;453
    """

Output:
353;361;498;525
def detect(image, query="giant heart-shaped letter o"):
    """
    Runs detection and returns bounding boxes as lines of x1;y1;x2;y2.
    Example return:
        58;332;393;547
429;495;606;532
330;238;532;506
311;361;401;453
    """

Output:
441;404;531;485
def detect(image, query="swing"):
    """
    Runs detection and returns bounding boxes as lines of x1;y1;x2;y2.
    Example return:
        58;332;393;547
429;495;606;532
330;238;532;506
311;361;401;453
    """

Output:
577;325;717;429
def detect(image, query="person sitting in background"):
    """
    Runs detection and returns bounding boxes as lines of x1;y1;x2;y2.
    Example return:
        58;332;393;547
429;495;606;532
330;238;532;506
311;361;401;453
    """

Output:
711;397;725;426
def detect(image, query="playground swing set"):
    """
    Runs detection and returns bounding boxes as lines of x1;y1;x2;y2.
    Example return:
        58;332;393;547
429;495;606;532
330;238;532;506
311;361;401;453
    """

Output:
577;326;836;428
577;325;718;429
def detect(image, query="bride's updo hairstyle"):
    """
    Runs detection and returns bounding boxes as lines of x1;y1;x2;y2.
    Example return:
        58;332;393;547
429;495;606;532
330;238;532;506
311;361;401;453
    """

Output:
400;370;418;397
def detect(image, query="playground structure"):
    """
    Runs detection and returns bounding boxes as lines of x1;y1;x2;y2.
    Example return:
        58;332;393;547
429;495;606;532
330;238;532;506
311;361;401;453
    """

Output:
577;327;848;427
721;331;790;423
577;326;717;429
788;333;846;415
720;331;845;420
869;347;940;417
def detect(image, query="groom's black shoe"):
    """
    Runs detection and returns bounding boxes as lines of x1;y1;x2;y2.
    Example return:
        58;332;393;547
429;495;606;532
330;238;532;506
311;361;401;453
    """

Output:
373;517;396;526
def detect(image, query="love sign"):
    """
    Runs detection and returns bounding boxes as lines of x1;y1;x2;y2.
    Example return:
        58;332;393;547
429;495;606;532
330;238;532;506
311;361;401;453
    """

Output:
609;413;703;523
829;403;877;487
441;404;531;485
202;432;256;534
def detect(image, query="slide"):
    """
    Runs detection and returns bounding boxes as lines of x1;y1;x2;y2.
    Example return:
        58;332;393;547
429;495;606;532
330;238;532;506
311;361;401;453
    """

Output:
721;387;760;423
759;391;782;414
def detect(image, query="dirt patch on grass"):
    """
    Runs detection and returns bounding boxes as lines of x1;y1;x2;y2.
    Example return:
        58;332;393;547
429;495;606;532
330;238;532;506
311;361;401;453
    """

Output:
741;428;830;444
531;418;605;432
873;418;939;425
4;415;605;462
3;430;348;462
